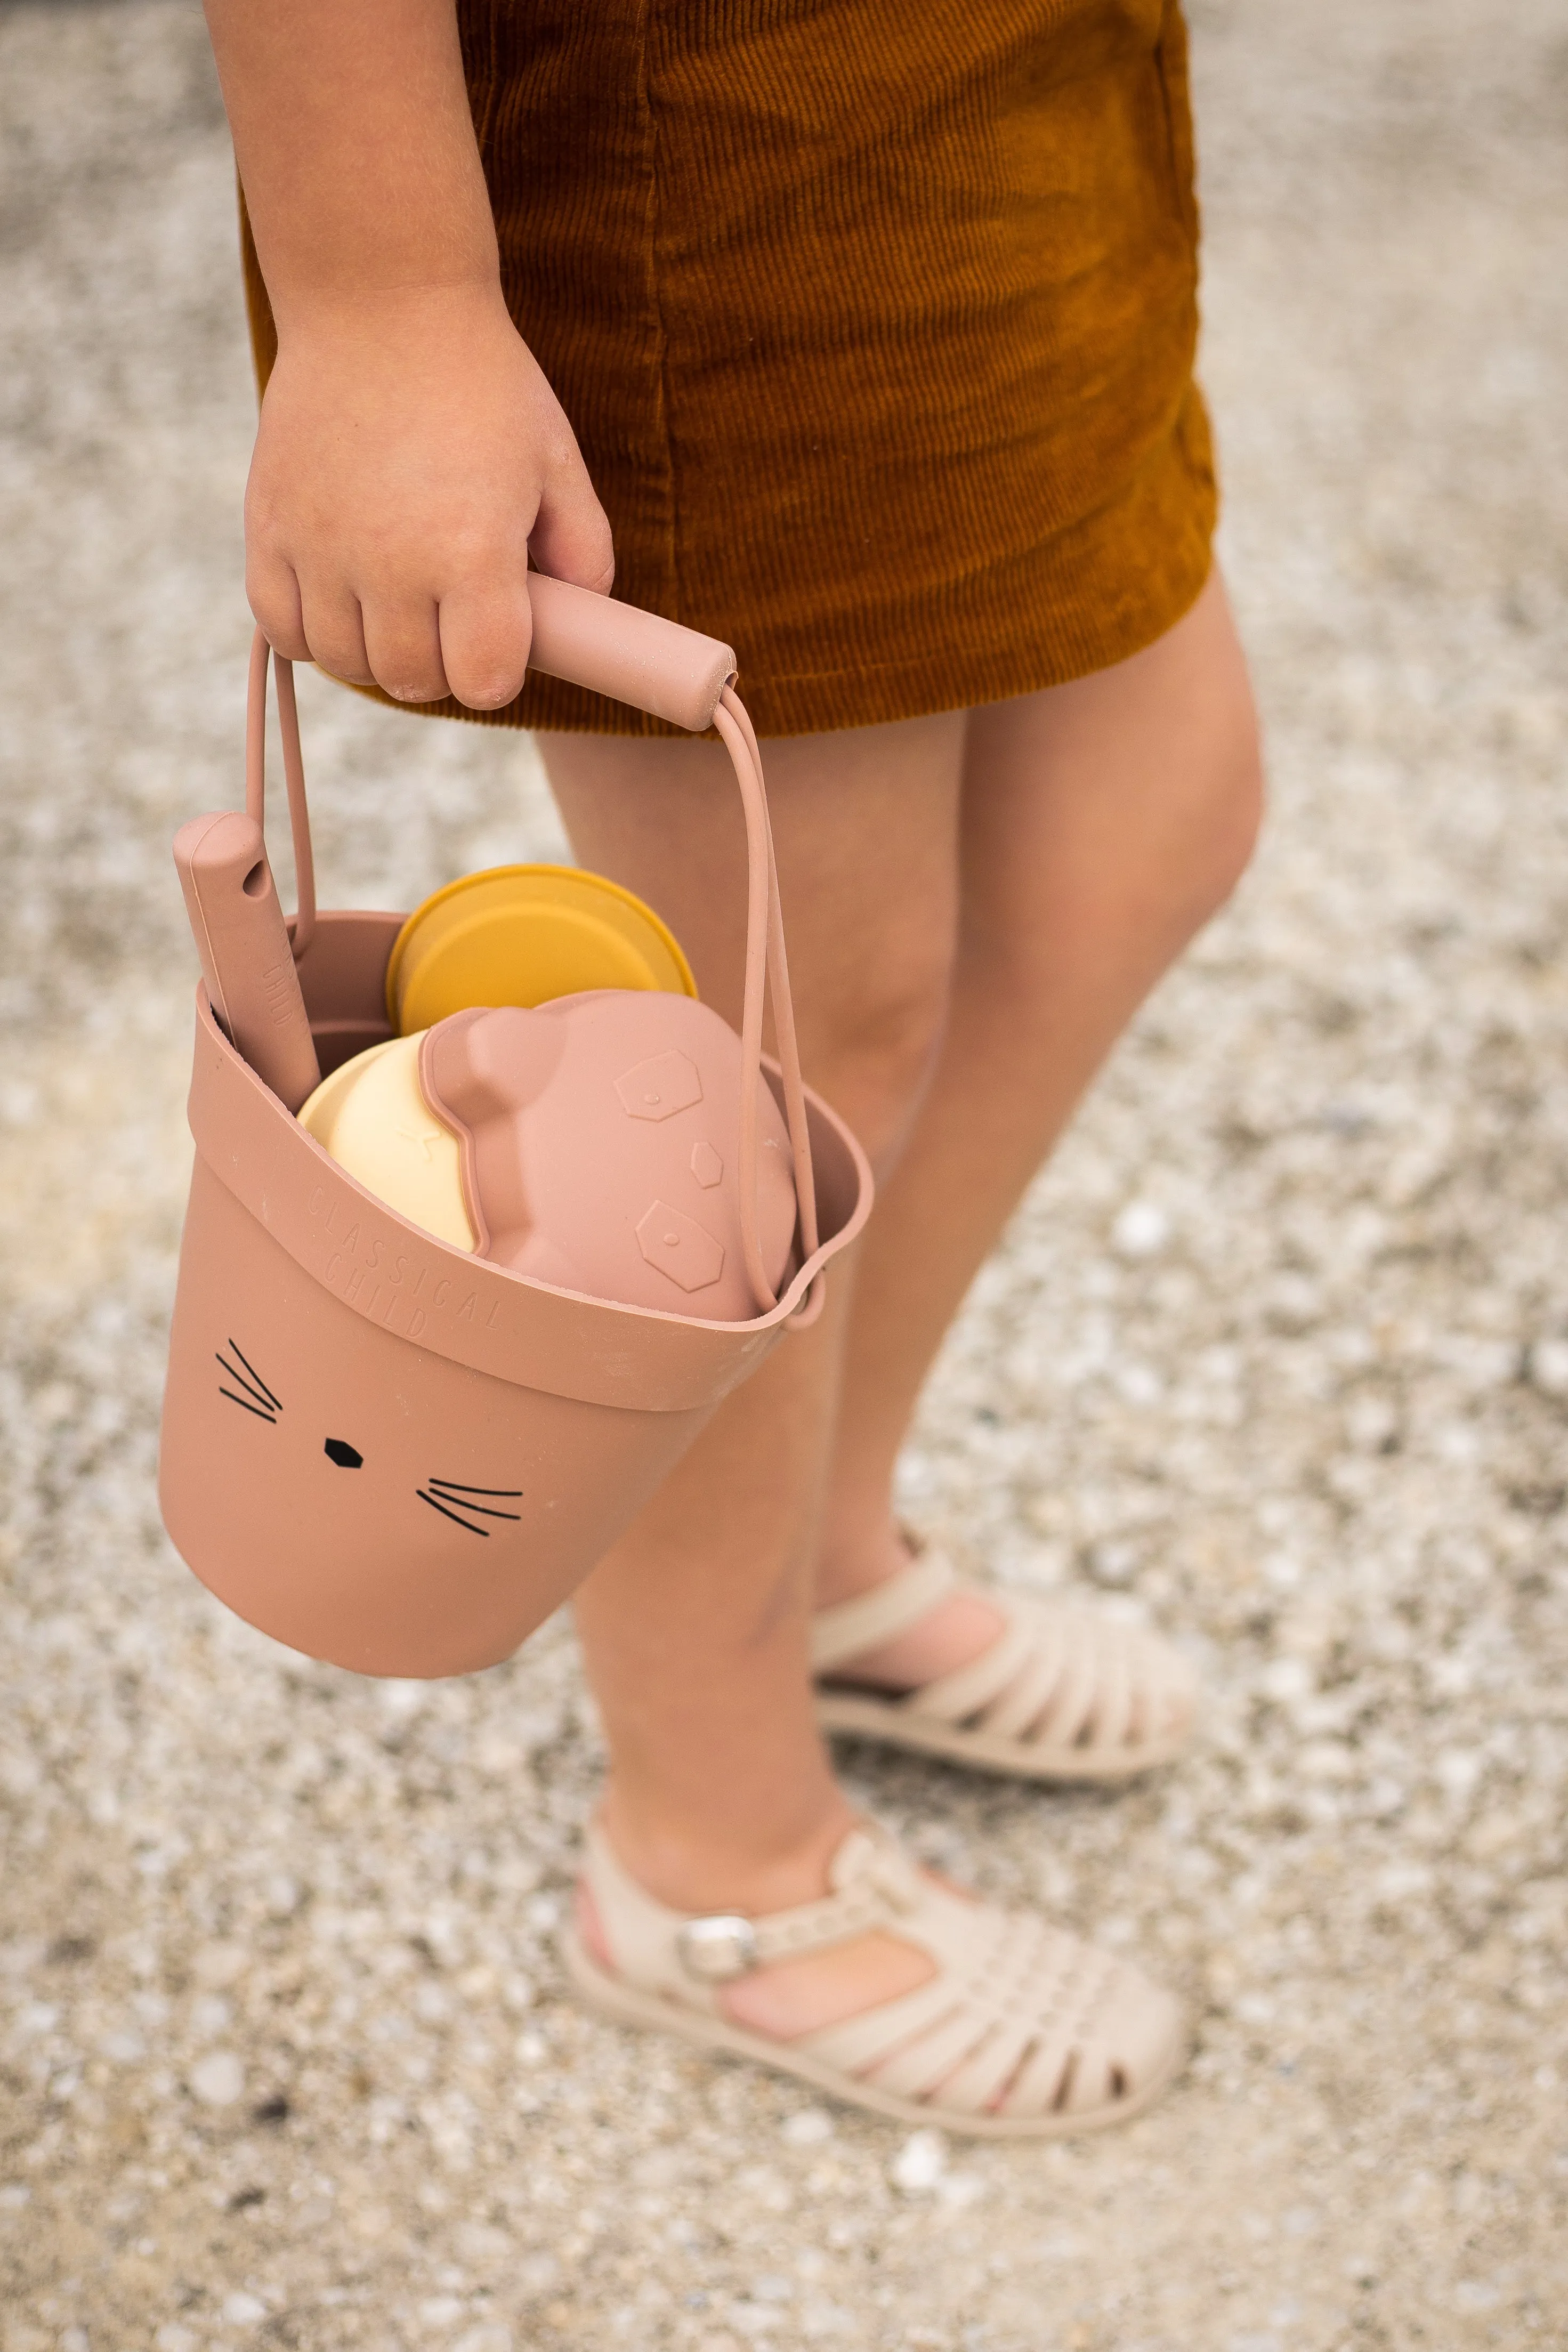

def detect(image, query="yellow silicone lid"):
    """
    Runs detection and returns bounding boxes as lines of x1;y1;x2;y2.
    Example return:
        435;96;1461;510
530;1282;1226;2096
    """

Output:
384;864;697;1034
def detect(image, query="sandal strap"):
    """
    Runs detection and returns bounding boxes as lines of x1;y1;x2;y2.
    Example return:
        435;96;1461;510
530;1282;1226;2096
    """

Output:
902;1599;1037;1725
584;1820;922;2008
810;1545;957;1672
818;1568;1196;1766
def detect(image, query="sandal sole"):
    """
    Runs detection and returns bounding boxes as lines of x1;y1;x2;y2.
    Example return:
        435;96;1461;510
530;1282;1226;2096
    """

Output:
560;1926;1187;2140
814;1689;1190;1782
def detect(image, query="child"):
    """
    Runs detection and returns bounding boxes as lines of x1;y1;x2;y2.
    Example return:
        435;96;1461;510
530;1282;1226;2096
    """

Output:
205;0;1262;2133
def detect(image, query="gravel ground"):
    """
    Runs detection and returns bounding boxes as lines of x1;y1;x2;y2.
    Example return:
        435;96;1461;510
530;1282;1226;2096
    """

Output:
2;3;1566;2346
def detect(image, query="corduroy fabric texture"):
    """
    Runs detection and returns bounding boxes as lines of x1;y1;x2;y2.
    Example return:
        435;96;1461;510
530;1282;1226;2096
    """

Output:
240;0;1216;739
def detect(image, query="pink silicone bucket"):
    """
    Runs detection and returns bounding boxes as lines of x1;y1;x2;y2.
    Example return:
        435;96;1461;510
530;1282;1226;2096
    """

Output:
158;582;872;1677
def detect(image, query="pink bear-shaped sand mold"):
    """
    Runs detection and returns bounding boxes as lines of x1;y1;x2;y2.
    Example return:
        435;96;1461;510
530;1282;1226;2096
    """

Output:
419;996;799;1321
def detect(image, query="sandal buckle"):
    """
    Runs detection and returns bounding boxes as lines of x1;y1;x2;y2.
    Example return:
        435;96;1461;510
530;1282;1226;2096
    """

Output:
676;1913;759;1982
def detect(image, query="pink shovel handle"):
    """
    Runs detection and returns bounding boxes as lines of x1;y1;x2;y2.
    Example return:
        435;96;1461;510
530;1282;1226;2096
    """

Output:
243;582;822;1323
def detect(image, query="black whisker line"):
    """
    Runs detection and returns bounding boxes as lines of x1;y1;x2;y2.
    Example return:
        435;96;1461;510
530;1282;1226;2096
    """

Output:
216;1353;274;1411
426;1499;520;1522
225;1339;281;1411
417;1491;490;1536
427;1481;523;1498
219;1388;277;1423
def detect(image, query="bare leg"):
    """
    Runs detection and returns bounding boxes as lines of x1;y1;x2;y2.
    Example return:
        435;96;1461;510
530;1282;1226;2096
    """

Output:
814;569;1264;1686
535;572;1260;2039
540;715;966;2035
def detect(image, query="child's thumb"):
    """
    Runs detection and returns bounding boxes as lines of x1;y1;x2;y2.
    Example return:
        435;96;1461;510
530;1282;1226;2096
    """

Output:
528;454;616;599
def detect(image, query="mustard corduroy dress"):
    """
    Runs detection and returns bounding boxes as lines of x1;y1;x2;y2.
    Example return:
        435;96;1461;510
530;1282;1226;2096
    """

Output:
241;0;1216;738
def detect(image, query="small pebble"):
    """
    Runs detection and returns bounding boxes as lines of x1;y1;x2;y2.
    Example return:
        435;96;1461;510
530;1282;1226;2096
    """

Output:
891;2130;947;2194
780;2107;834;2146
1527;1337;1568;1395
1112;1200;1170;1258
189;2051;245;2108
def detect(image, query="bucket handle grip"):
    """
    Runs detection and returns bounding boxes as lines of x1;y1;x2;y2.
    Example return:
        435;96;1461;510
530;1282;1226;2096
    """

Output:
244;596;822;1324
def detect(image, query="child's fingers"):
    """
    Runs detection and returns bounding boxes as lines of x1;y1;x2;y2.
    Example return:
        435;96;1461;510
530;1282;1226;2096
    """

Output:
295;581;374;690
436;578;534;712
361;598;450;706
245;547;310;664
527;451;616;599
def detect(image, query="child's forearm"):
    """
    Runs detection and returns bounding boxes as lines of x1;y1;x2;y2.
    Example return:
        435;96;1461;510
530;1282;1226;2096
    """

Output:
204;0;612;706
203;0;498;327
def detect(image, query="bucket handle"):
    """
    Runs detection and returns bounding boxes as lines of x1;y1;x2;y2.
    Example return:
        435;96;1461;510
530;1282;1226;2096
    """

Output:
713;684;821;1318
243;613;823;1325
246;631;316;959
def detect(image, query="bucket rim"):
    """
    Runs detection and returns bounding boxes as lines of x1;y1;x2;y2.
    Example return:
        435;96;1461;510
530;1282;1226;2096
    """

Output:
185;980;872;1415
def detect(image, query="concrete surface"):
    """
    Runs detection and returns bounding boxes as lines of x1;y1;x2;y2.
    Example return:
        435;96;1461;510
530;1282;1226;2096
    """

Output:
1;2;1565;2345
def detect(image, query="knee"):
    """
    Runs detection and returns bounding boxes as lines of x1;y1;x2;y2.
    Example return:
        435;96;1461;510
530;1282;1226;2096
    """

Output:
1104;661;1265;954
1144;567;1267;931
965;665;1264;1029
1178;690;1265;930
799;945;952;1172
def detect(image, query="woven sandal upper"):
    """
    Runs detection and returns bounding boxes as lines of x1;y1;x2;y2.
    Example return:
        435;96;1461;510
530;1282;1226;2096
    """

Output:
581;1818;1182;2126
813;1549;1195;1765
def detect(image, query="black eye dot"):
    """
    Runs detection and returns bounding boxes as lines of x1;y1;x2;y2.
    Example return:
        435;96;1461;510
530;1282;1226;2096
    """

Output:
324;1439;363;1469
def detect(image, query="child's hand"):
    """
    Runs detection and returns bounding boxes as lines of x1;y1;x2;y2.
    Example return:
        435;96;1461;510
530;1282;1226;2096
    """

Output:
245;284;613;712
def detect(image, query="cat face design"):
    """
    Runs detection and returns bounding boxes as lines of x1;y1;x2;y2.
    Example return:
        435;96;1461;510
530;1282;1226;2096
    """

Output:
214;1337;522;1538
165;1203;696;1676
